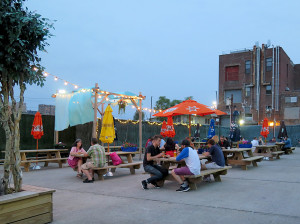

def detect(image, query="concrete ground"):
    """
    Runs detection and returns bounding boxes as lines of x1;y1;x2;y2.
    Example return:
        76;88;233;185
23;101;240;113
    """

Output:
4;149;300;224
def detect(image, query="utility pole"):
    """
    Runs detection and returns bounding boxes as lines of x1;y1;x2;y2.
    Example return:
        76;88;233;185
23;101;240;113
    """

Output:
149;96;152;121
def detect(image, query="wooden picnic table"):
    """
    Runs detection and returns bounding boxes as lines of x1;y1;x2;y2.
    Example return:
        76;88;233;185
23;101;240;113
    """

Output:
253;145;284;160
222;148;264;170
275;142;285;150
2;149;69;172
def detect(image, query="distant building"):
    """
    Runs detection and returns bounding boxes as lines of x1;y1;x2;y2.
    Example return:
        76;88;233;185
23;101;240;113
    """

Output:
38;104;55;116
218;43;300;126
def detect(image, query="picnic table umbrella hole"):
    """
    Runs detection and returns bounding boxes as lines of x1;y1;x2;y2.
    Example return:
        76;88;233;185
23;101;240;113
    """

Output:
31;111;44;170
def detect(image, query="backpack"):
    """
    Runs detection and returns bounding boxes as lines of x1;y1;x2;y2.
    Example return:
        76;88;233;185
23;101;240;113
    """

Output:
110;152;122;166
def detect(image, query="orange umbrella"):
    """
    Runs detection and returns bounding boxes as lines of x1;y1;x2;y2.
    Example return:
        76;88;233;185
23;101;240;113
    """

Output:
31;111;44;169
31;111;44;146
154;100;215;137
212;109;227;116
166;116;176;137
260;118;269;138
160;120;167;137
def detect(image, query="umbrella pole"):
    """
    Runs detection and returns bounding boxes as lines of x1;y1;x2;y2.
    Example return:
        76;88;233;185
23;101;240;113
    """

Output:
189;115;191;137
36;139;38;165
107;143;109;153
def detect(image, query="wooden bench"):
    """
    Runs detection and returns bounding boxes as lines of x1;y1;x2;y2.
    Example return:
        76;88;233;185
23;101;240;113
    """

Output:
22;158;68;172
271;151;284;159
291;147;296;151
282;147;294;154
92;162;142;180
242;156;264;168
147;166;231;190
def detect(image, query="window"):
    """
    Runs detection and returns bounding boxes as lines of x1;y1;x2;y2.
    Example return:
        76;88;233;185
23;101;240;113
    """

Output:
266;58;272;72
245;60;251;74
285;97;298;103
225;66;239;81
266;85;272;94
224;90;242;103
245;87;251;97
205;118;210;124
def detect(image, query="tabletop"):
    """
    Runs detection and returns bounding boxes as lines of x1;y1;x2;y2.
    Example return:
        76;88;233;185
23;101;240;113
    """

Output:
18;149;68;153
222;148;252;153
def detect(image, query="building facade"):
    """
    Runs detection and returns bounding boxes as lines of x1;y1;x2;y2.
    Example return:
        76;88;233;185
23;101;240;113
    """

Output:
218;44;300;125
38;104;55;116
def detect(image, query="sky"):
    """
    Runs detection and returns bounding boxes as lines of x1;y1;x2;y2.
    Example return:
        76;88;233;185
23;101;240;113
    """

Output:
23;0;300;120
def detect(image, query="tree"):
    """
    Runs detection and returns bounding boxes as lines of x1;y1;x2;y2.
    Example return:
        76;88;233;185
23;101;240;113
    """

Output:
184;96;194;100
154;96;171;111
170;99;182;107
133;110;145;121
0;0;53;193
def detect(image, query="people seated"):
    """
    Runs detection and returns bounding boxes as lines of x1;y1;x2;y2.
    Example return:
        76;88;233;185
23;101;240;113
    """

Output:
164;137;180;157
258;136;264;145
212;135;219;146
251;137;259;152
201;139;225;182
67;139;87;178
218;136;230;149
81;138;106;183
171;139;201;192
141;135;168;190
283;136;292;149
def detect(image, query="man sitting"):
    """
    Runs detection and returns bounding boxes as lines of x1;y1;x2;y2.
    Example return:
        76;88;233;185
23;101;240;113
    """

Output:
171;139;201;192
251;137;259;152
141;135;168;190
81;138;106;183
201;139;225;182
283;136;292;149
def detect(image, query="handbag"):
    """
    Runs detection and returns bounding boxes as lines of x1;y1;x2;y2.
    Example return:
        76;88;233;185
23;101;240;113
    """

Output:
110;152;122;165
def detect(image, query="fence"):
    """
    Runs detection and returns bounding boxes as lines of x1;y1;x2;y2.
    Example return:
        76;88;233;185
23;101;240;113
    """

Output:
0;114;299;159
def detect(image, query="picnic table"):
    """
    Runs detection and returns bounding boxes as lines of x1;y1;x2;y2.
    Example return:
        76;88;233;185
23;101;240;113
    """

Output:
150;155;231;190
253;145;284;160
2;149;69;172
275;142;294;154
222;148;264;170
74;151;141;180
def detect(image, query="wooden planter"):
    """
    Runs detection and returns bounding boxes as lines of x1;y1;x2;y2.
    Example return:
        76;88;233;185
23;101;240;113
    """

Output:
0;185;55;224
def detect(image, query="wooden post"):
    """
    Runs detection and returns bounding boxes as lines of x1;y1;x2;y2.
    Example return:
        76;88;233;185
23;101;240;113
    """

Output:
92;83;99;138
54;131;58;144
139;92;142;160
189;114;191;137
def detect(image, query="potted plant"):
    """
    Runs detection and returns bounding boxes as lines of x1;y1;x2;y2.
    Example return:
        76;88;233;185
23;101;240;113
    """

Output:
121;142;138;152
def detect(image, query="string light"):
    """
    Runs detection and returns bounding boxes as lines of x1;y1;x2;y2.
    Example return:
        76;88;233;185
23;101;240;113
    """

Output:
54;77;58;81
74;85;78;89
64;81;68;86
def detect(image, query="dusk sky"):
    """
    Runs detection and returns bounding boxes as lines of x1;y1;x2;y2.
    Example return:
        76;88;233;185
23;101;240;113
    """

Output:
24;0;300;120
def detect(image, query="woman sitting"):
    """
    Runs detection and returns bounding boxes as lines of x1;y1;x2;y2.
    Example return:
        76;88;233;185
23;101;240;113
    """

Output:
164;137;179;156
68;139;87;178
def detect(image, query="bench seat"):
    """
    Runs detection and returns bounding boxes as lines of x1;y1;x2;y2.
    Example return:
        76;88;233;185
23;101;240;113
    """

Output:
21;158;68;171
92;162;142;180
271;151;284;159
242;156;264;162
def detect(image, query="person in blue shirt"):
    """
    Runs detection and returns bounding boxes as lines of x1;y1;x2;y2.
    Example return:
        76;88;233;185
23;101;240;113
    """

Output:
283;136;292;149
171;139;201;192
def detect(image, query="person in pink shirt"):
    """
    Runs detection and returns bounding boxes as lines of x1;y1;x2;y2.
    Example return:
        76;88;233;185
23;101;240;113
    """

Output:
68;139;86;177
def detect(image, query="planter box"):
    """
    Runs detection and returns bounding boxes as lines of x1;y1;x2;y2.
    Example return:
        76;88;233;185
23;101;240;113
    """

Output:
121;147;137;152
0;185;55;224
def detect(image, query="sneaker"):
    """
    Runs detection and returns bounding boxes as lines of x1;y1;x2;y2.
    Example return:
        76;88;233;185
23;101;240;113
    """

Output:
83;178;93;183
141;180;148;190
176;186;190;192
203;177;212;183
151;182;161;189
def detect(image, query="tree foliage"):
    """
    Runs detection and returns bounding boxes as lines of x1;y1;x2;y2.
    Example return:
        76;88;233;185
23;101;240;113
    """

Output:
0;0;53;194
133;110;145;121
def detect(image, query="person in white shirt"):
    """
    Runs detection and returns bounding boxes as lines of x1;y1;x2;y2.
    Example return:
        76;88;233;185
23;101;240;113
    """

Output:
251;137;259;152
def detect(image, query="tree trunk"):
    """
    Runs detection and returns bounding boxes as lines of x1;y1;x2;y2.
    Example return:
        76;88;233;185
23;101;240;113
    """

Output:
12;121;22;192
3;127;12;194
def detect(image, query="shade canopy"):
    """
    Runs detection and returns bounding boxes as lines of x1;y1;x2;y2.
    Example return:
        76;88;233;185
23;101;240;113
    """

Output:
153;100;215;117
160;120;167;137
166;116;176;137
212;109;227;116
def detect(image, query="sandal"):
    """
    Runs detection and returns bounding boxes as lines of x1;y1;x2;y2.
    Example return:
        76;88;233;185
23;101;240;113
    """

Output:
76;173;83;178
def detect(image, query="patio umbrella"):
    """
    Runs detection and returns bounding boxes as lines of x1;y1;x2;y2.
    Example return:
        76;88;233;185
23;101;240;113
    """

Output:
153;100;215;137
212;109;227;116
160;120;168;137
277;120;288;140
207;119;215;139
31;111;44;169
260;118;270;142
166;116;176;137
100;105;115;152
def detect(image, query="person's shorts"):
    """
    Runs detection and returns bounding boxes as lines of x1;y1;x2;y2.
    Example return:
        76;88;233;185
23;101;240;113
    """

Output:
174;166;194;175
81;162;95;170
205;162;224;169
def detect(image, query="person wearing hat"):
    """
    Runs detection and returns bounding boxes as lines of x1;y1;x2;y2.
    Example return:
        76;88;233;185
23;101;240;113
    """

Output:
171;139;201;192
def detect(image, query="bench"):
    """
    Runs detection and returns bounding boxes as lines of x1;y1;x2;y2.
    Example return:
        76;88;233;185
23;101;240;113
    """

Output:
242;156;264;168
22;158;68;171
271;151;284;159
92;162;142;180
291;147;296;151
282;147;294;154
147;166;231;190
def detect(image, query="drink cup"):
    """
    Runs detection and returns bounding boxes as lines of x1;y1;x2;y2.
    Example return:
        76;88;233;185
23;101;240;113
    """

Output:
227;147;230;150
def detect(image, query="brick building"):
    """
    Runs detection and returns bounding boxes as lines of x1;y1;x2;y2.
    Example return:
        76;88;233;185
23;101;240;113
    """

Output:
38;104;55;116
218;44;300;125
